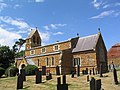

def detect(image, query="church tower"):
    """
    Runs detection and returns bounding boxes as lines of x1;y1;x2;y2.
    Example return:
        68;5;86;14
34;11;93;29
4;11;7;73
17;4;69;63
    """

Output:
25;28;41;50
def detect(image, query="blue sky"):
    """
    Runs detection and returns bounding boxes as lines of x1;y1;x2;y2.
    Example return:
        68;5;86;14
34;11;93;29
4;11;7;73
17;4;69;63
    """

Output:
0;0;120;50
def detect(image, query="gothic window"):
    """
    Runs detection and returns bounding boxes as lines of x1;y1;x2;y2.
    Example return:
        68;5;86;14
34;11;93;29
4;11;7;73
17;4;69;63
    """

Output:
51;57;55;66
30;50;35;55
46;58;49;66
73;58;80;66
37;37;39;44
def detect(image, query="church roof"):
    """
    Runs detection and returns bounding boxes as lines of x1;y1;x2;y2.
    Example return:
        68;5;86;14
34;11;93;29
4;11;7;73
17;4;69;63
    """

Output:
27;29;37;39
108;43;120;58
72;33;99;53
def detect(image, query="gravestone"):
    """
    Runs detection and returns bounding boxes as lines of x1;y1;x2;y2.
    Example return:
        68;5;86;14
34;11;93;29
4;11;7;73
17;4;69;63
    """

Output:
113;68;118;84
100;64;103;77
46;73;52;80
63;75;66;84
90;70;92;75
93;68;95;75
20;69;26;81
71;72;74;78
86;68;88;75
57;76;68;90
77;65;80;76
87;75;89;82
17;74;23;89
95;79;101;90
90;77;95;90
56;65;60;75
42;66;46;75
35;69;42;84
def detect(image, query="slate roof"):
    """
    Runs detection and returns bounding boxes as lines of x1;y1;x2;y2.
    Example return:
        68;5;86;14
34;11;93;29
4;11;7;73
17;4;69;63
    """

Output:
27;29;36;39
72;34;99;53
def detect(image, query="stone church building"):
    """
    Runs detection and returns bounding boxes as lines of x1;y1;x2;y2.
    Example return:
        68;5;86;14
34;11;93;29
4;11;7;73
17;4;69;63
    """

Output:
16;29;108;74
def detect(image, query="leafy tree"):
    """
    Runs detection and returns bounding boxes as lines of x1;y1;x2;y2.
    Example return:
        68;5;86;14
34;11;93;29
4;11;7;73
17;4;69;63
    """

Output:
13;38;25;53
15;50;25;58
0;46;15;69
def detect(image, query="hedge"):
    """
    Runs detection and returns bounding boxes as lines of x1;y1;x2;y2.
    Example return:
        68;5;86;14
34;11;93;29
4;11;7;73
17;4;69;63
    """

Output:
0;67;5;77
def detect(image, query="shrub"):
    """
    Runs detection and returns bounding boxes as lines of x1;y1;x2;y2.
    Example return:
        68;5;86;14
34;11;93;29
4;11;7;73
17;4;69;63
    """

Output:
5;66;19;77
0;67;5;77
24;65;38;75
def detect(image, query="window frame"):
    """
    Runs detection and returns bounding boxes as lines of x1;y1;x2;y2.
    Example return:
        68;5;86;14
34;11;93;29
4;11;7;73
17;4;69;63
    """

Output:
41;47;46;53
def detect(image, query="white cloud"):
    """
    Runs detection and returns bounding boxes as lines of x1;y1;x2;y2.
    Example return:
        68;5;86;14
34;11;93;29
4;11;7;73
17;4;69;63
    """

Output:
103;4;110;9
115;3;120;6
35;0;45;3
92;0;104;9
14;4;22;9
0;16;30;29
0;27;22;48
0;2;7;12
53;32;63;35
90;10;115;19
43;24;67;30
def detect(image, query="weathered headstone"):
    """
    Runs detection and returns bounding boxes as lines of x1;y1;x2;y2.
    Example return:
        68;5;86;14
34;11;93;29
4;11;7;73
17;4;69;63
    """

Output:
93;68;95;75
86;68;88;75
71;72;74;78
17;74;23;89
42;66;46;75
90;77;95;90
77;65;80;76
100;64;103;77
87;75;89;82
113;68;118;84
36;69;42;84
56;65;60;75
90;70;92;75
57;76;68;90
20;69;26;81
95;79;101;90
63;75;66;84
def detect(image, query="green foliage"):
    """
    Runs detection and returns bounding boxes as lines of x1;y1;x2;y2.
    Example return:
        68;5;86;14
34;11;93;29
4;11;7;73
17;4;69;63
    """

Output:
24;65;38;75
5;66;19;77
0;46;15;69
0;67;5;77
15;50;25;58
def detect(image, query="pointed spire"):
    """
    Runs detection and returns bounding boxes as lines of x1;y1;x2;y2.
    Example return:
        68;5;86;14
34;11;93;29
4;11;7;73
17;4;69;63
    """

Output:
36;27;38;30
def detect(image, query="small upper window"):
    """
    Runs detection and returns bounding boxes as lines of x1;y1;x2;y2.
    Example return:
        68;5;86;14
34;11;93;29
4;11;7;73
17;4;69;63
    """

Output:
54;45;59;51
31;50;35;55
41;47;46;53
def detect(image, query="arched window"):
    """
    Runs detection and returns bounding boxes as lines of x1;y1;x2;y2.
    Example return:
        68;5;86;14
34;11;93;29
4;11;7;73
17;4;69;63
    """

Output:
46;58;49;66
51;57;54;66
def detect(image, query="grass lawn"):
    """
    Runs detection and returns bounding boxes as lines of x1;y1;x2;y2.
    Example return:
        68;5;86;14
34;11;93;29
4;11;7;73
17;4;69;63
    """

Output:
0;71;120;90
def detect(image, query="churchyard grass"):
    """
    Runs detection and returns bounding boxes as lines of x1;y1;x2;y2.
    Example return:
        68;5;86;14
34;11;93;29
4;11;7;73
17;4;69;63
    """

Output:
0;71;120;90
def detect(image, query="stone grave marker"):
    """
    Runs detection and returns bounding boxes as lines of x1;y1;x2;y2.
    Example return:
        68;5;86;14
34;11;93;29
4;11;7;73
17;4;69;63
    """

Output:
95;79;101;90
17;74;23;89
77;65;80;76
90;77;95;90
113;68;118;84
20;69;26;81
35;69;42;84
42;66;46;75
56;65;60;75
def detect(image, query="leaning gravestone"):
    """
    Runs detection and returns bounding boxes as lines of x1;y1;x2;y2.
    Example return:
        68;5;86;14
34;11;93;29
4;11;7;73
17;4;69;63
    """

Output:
77;65;80;76
90;77;95;90
56;65;60;75
113;68;118;84
36;69;42;84
42;66;46;75
17;74;23;89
